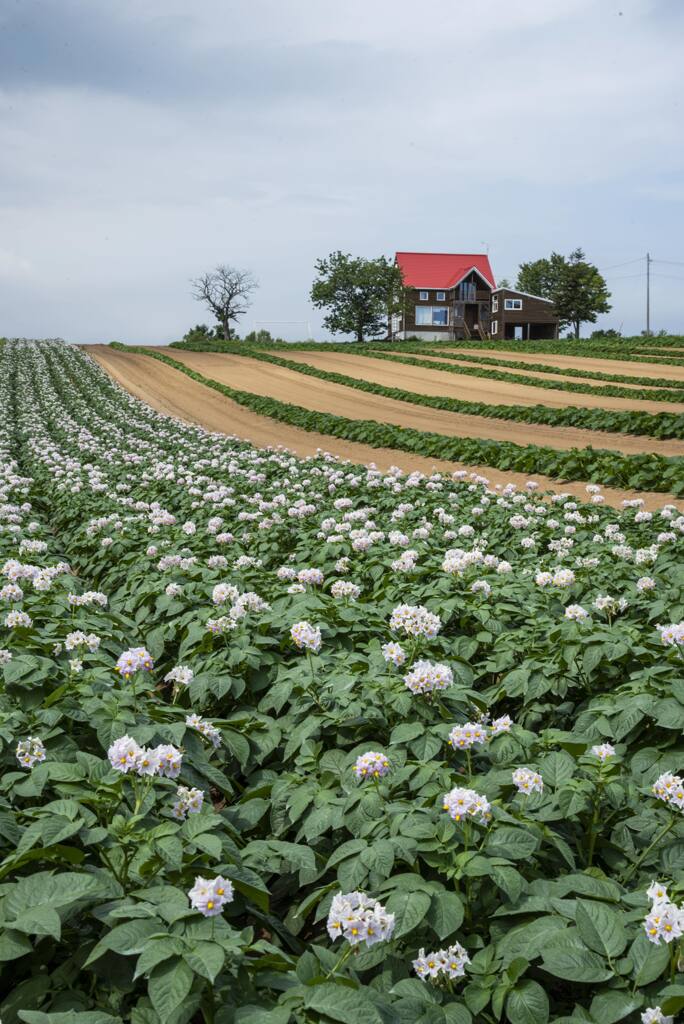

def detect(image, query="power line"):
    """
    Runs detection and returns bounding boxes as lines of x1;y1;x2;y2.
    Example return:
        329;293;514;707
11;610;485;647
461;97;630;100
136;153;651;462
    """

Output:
603;272;645;280
652;273;684;281
653;259;684;267
598;256;645;271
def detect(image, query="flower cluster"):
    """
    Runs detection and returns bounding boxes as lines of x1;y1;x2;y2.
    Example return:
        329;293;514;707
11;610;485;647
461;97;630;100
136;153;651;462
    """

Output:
172;786;204;819
657;622;684;647
590;743;616;761
512;767;543;794
188;875;234;917
290;620;322;653
326;891;395;948
298;567;324;586
644;881;684;945
115;646;154;678
381;641;406;667
16;736;47;769
330;580;361;601
186;713;222;748
389;603;441;639
107;735;182;778
652;772;684;811
565;603;589;622
642;1008;673;1024
449;722;488;750
403;659;453;695
443;786;491;823
5;609;32;629
413;941;470;983
164;664;194;687
353;751;390;781
65;630;101;652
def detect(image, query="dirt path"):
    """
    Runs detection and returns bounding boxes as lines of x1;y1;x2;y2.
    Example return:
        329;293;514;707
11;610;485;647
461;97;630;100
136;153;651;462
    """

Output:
432;346;684;382
267;350;684;414
83;345;681;512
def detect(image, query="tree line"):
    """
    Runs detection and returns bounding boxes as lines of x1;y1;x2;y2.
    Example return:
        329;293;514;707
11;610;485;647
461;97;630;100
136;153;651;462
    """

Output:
189;249;612;343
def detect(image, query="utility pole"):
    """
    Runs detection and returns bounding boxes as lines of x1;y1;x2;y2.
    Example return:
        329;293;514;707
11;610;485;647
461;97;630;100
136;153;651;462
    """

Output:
646;252;651;336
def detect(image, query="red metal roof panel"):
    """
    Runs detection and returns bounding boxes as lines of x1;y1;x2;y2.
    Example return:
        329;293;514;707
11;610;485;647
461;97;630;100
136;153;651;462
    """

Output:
395;251;496;289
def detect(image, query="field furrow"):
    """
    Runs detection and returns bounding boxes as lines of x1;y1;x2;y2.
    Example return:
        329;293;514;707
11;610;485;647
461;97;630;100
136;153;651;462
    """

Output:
86;345;682;509
263;349;684;413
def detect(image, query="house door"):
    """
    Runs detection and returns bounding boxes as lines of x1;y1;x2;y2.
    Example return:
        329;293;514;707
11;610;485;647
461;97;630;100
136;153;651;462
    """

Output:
464;304;478;330
513;325;524;341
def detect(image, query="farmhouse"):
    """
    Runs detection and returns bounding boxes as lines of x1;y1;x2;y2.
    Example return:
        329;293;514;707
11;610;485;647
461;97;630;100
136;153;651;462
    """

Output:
394;251;559;342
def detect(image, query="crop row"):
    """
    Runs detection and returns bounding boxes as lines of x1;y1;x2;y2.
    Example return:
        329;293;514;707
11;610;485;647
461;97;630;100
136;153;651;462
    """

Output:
163;343;684;441
170;335;684;367
408;348;684;390
171;338;684;403
117;345;684;494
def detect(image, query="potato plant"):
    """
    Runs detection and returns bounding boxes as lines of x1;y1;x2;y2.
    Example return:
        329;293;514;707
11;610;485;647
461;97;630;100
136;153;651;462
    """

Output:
1;339;684;1024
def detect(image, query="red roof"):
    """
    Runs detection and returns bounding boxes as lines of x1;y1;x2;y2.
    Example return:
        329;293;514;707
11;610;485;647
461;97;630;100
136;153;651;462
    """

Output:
395;251;496;289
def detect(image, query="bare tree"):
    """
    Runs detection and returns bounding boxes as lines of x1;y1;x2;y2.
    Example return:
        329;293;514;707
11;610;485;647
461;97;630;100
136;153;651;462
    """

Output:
191;265;258;341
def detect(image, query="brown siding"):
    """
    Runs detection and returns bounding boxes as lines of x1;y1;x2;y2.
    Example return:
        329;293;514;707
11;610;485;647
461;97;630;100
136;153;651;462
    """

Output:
491;288;558;341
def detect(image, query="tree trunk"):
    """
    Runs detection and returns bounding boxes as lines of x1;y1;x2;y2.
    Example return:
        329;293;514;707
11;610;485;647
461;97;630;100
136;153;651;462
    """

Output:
220;320;230;341
574;321;580;339
356;322;364;343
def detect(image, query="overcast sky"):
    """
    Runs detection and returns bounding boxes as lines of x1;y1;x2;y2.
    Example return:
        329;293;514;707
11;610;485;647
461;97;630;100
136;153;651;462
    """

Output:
1;0;682;342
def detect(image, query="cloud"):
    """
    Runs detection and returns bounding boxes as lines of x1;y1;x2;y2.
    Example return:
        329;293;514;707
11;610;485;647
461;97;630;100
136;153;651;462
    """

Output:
0;0;681;340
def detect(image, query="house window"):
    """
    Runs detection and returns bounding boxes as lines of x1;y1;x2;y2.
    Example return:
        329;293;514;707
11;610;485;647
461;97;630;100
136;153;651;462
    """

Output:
492;296;499;313
491;320;498;335
415;306;449;327
436;290;445;301
419;290;429;300
504;298;523;310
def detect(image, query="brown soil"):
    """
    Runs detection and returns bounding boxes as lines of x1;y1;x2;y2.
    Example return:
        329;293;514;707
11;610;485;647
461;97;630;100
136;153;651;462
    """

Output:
267;350;684;414
84;345;681;512
433;346;684;382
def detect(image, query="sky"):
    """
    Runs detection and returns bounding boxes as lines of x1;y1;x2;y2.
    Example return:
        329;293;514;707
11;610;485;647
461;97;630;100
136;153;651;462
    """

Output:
1;0;683;342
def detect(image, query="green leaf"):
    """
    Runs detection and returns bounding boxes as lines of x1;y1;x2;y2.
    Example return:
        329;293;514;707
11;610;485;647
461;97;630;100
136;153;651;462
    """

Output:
506;980;549;1024
85;919;161;965
11;906;61;941
539;750;575;787
19;1015;123;1024
148;957;194;1018
304;983;384;1024
575;900;627;958
589;990;643;1023
426;890;464;940
386;889;432;938
630;931;670;985
442;1007;472;1024
0;927;33;961
134;936;185;979
184;941;225;983
541;947;613;982
485;827;538;861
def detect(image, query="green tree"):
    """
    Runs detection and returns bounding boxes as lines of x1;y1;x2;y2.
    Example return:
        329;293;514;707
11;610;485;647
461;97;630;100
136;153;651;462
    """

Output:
310;252;408;342
517;249;611;338
591;328;621;339
181;324;220;344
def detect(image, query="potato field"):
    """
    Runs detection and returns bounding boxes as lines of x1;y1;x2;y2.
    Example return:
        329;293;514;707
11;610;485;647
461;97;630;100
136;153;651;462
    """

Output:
2;338;684;1024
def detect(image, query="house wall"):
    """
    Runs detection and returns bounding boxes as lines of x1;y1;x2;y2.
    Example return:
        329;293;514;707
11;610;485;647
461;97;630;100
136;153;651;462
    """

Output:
401;271;493;339
490;289;558;341
402;286;455;337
